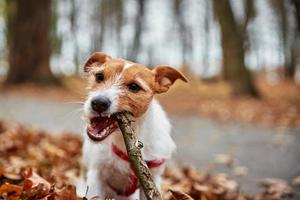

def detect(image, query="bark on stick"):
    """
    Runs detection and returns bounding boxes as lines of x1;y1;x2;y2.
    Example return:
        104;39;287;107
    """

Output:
114;111;162;200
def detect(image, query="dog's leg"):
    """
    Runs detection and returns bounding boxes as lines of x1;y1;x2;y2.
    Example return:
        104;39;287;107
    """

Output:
76;163;88;197
85;169;104;199
76;177;87;197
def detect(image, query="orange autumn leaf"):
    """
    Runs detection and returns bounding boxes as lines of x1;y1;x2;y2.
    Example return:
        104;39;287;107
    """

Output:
55;185;79;200
0;182;22;198
0;120;298;200
169;189;194;200
22;167;51;199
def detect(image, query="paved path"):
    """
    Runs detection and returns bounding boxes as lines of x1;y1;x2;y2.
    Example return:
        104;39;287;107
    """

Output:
0;94;299;194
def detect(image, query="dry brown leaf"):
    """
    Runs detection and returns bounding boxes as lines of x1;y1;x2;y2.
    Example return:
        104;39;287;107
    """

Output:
2;172;22;181
22;167;51;199
259;178;294;199
55;185;79;200
0;182;22;196
232;166;248;176
169;189;194;200
292;176;300;186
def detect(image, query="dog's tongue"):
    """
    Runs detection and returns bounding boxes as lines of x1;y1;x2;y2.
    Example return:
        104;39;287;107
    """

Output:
89;116;114;134
87;116;119;141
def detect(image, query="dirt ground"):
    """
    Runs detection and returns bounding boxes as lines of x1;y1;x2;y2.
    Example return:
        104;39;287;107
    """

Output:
1;76;299;128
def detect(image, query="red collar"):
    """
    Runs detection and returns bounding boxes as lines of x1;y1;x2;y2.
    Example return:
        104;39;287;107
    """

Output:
109;143;165;196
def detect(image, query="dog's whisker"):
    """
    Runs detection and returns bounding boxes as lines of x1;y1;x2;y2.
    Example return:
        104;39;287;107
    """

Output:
83;186;89;199
63;108;84;119
63;101;85;105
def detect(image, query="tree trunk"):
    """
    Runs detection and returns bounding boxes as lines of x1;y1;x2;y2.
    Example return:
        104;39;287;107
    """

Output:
128;0;145;61
213;0;259;97
270;0;295;80
174;0;192;65
290;0;300;79
5;0;57;85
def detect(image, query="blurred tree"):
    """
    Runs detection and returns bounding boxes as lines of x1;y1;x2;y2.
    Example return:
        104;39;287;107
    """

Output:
291;0;300;79
114;0;124;55
92;0;108;52
5;0;58;85
128;0;145;61
50;0;62;57
213;0;259;97
70;0;79;74
241;0;256;51
92;0;123;56
202;1;212;75
173;0;192;65
270;0;295;80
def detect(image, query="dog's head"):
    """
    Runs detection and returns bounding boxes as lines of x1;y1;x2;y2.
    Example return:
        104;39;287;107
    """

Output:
83;52;187;141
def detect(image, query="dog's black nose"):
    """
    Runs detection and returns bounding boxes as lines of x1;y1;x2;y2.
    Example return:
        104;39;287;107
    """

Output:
91;97;111;113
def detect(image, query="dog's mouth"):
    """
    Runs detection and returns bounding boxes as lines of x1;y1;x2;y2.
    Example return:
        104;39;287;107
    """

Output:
87;116;119;141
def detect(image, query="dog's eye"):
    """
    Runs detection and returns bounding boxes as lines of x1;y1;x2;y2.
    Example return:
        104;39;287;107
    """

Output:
95;73;104;82
127;83;141;92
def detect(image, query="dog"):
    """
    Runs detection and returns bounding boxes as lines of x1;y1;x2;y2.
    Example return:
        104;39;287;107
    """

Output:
77;52;187;199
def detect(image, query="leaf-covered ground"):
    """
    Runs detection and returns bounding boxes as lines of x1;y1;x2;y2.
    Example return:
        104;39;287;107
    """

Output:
0;121;298;200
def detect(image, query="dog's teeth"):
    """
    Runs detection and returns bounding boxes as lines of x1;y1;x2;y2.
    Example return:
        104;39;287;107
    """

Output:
108;114;111;118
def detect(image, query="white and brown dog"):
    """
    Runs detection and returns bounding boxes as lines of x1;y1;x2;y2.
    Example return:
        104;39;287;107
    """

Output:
77;52;187;199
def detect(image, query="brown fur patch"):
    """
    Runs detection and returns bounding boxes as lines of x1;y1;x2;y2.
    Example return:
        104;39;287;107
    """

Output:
87;59;124;91
153;65;188;93
118;65;156;117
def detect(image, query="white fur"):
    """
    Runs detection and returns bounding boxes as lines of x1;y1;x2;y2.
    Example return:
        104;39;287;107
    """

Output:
84;75;122;118
78;99;176;199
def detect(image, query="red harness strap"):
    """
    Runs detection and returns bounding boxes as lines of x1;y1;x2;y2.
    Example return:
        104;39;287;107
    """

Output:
110;143;165;196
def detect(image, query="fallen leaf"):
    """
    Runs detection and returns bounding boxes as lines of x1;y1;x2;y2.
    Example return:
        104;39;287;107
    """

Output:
259;178;294;199
169;189;194;200
292;176;300;186
232;166;248;176
22;167;51;198
0;182;22;194
214;154;234;166
55;185;79;200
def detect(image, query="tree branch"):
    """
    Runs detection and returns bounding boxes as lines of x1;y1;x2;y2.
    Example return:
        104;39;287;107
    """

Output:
114;111;162;200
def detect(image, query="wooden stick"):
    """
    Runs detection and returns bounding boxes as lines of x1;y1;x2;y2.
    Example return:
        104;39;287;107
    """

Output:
114;111;162;200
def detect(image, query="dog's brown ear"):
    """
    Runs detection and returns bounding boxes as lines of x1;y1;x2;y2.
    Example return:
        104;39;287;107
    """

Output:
83;52;112;72
153;65;187;93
